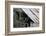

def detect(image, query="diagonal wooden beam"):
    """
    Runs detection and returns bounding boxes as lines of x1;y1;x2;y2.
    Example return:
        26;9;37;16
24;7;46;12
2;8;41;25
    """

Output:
22;8;39;23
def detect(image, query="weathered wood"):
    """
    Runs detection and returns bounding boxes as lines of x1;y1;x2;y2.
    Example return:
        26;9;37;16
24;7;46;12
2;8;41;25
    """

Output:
22;8;39;23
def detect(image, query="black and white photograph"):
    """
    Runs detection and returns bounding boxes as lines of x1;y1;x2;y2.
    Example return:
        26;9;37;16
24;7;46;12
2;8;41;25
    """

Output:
10;5;44;32
5;1;45;35
13;8;39;28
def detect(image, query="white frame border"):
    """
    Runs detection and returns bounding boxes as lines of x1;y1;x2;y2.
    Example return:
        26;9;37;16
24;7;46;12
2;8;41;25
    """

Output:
10;5;43;32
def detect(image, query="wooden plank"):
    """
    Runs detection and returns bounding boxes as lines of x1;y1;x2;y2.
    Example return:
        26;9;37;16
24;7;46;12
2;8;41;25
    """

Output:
22;8;39;23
